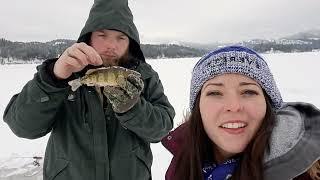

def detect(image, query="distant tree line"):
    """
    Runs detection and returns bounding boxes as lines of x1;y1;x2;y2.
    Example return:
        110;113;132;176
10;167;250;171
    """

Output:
0;38;73;61
240;39;320;53
141;44;207;58
1;36;320;64
0;38;206;63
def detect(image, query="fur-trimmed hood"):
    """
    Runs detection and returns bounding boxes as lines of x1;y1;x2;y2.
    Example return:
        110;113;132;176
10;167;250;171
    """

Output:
264;102;320;179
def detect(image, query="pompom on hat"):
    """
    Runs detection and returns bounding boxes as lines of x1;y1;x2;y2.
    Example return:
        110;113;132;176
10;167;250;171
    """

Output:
190;45;283;110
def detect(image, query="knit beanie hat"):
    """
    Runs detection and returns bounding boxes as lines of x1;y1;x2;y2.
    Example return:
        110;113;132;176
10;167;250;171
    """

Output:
190;45;283;110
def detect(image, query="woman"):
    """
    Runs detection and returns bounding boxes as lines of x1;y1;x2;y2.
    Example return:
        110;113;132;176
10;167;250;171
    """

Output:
162;46;320;180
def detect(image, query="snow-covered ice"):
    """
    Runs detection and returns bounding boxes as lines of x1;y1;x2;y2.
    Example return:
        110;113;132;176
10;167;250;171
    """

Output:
0;51;319;179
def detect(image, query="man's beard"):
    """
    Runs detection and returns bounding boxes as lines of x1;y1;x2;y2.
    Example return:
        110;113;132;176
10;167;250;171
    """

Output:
101;50;129;67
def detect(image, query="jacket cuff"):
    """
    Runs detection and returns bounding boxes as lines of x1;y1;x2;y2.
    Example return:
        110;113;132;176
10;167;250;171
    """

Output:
40;58;72;88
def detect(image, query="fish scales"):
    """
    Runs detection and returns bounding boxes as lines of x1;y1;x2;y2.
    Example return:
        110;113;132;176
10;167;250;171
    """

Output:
68;66;140;91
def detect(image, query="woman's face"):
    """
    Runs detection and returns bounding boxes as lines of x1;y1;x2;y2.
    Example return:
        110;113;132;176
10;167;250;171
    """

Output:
199;73;267;162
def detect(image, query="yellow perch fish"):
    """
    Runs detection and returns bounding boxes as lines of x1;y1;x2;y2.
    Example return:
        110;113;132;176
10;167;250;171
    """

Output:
68;66;141;91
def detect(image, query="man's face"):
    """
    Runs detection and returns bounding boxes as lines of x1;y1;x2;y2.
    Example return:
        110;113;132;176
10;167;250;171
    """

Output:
90;29;129;66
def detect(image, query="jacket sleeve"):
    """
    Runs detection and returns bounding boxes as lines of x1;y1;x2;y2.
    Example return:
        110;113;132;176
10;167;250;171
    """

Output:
115;63;175;143
3;59;70;139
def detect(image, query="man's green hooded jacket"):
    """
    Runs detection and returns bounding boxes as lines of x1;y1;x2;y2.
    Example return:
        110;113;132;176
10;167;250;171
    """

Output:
3;0;175;179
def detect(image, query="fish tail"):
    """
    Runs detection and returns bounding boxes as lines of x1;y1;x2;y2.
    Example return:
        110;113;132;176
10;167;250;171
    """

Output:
68;78;82;91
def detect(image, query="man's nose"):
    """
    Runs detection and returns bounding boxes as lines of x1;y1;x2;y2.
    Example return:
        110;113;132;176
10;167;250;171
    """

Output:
104;38;116;49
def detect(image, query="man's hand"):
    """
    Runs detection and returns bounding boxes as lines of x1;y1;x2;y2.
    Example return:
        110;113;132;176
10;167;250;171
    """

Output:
103;72;144;113
53;43;103;79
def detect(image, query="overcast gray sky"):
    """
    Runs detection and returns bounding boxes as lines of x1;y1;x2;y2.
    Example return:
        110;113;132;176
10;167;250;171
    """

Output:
1;0;320;44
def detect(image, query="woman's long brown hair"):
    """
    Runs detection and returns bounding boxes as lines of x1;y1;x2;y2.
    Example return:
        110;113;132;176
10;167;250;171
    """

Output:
173;91;276;180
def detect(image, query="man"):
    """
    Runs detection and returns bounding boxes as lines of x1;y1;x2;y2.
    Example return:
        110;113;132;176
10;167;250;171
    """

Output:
3;0;175;179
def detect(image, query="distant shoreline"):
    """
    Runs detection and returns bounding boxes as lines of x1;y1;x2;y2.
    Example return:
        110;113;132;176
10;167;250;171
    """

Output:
1;50;320;65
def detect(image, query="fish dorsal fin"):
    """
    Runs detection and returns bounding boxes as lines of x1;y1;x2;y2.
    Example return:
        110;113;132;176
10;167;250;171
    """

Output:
84;66;141;78
85;67;109;75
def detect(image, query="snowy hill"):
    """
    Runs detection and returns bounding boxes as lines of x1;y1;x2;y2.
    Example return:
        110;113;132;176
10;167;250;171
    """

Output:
284;29;320;40
180;29;320;53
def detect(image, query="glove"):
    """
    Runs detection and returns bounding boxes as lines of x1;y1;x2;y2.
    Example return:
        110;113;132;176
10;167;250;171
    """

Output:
103;73;144;113
118;73;144;99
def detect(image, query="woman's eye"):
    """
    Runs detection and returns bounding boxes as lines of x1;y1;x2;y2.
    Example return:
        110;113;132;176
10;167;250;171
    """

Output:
242;90;259;96
206;91;222;96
